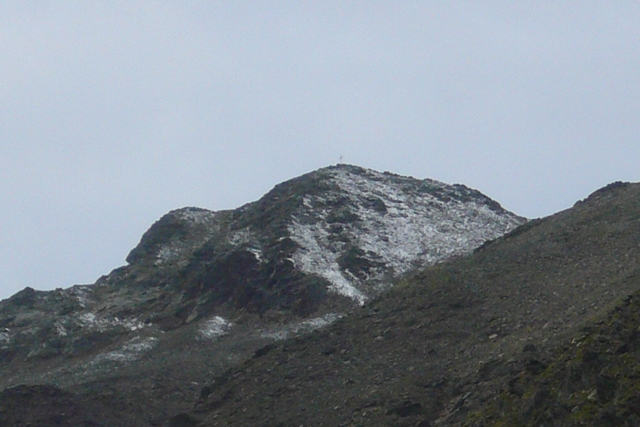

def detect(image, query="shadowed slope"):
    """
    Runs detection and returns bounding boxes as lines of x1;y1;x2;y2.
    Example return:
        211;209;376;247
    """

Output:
0;384;145;427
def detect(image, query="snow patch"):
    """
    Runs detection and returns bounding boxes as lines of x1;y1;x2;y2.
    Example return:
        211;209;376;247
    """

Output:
247;247;263;263
175;208;217;224
261;313;342;341
228;228;255;246
198;316;232;340
155;209;220;265
93;336;158;363
155;245;182;265
287;167;524;303
289;220;368;305
67;285;92;308
0;331;9;344
54;321;68;337
76;312;147;332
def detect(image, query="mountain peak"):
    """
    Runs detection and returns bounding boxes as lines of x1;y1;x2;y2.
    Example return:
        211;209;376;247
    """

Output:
0;164;526;425
4;175;640;426
0;165;524;411
123;164;525;310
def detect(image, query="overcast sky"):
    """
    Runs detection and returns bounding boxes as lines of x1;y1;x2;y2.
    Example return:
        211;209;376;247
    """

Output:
1;2;639;299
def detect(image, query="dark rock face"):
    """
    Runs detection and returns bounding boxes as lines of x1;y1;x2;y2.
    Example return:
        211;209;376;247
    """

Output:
0;164;526;425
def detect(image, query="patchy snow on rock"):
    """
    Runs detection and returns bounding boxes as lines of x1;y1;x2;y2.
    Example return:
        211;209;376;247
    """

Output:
155;246;181;264
331;167;522;268
174;208;218;225
198;316;233;340
228;228;256;246
93;336;158;363
154;208;220;266
54;320;68;337
0;331;10;344
66;285;92;308
261;313;342;341
288;167;524;303
247;247;264;263
76;312;147;332
77;312;98;326
289;219;368;305
155;239;204;266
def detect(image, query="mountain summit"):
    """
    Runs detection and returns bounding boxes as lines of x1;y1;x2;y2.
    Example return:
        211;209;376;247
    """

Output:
0;164;524;425
123;164;524;315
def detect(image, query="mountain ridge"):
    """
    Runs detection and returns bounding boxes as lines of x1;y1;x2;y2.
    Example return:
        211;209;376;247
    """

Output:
172;179;640;426
0;164;525;425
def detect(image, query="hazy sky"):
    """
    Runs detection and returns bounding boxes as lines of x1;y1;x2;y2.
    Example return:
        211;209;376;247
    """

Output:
1;2;639;299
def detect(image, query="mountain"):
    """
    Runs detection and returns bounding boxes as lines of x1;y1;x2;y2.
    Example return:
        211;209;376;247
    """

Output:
0;164;524;426
164;181;640;427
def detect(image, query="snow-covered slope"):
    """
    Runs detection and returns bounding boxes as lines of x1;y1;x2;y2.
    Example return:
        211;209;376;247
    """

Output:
287;166;523;304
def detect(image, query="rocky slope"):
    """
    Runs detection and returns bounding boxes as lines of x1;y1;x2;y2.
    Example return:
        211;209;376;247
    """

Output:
465;290;640;427
0;164;524;425
168;181;640;426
